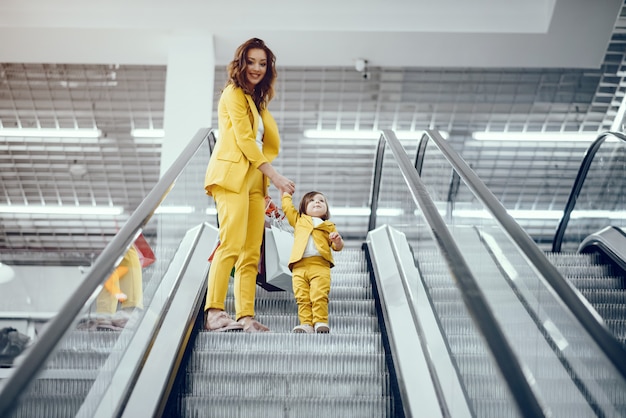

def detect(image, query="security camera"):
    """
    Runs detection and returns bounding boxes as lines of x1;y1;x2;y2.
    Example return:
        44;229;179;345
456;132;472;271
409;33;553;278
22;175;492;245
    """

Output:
355;59;368;73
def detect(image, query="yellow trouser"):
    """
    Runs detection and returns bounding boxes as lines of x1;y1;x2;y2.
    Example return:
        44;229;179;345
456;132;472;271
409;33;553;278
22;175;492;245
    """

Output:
291;256;332;326
205;165;265;320
96;246;144;314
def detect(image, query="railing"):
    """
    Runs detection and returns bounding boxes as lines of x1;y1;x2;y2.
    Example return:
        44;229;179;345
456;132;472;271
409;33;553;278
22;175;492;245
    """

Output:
369;129;626;417
552;131;626;252
0;128;216;417
369;130;546;417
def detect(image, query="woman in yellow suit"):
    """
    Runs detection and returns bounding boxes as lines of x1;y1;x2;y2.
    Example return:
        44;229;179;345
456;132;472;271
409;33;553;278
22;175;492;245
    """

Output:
204;38;295;332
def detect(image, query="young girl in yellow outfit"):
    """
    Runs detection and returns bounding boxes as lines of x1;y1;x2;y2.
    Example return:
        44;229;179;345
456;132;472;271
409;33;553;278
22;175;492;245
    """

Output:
281;191;344;333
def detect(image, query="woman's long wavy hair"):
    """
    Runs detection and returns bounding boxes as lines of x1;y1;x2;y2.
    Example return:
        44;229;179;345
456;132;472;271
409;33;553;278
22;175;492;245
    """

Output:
226;37;277;111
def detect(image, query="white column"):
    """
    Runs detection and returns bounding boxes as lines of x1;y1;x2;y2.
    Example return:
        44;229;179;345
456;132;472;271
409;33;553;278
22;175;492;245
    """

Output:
160;34;215;176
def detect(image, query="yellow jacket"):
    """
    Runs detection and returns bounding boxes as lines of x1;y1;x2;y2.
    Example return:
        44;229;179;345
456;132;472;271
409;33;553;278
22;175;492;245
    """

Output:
204;84;280;196
281;194;341;270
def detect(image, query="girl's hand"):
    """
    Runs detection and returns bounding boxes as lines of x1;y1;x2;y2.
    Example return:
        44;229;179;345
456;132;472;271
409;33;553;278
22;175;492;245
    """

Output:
329;232;343;244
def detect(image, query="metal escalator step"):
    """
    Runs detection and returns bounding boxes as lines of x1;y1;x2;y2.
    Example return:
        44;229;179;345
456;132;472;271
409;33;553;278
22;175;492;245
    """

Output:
46;350;109;369
178;395;392;418
172;249;394;417
567;276;626;289
8;395;84;418
577;289;626;304
250;314;380;334
187;351;386;375
57;330;122;351
193;333;383;354
224;299;376;316
17;378;94;396
594;303;626;320
179;371;389;397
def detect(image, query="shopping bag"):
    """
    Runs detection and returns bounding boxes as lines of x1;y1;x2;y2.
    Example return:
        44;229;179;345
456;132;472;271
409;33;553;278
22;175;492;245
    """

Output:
262;225;294;292
134;233;156;268
257;233;285;292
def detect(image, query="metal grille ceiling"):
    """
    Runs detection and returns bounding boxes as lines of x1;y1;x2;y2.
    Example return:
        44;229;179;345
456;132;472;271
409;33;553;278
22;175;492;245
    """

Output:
1;11;625;265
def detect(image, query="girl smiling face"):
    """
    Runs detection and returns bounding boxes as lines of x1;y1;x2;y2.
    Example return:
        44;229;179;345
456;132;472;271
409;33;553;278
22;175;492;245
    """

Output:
245;48;267;89
305;193;329;219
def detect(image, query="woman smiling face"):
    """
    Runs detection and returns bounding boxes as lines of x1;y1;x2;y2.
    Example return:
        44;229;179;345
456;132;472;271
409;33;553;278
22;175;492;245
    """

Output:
245;48;267;89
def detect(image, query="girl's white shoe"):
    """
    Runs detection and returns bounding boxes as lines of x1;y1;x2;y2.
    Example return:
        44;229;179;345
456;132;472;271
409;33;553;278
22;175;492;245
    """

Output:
314;322;330;333
292;324;314;334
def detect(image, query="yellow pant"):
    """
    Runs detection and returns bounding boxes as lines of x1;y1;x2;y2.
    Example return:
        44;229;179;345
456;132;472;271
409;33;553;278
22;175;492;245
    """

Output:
291;256;332;326
205;165;265;320
96;246;144;314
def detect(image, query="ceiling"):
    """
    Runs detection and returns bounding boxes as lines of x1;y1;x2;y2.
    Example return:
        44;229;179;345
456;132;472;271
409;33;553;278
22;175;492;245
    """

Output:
0;0;625;265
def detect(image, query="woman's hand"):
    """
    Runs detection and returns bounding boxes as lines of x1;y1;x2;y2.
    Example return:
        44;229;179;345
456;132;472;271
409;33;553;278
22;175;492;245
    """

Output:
272;173;295;194
258;163;295;194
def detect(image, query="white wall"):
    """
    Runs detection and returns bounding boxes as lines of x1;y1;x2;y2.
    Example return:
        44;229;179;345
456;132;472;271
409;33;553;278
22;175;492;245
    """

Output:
0;265;84;314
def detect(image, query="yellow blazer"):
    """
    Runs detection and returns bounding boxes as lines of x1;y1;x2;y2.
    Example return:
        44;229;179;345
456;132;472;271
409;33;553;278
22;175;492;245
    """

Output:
281;194;340;270
204;84;280;196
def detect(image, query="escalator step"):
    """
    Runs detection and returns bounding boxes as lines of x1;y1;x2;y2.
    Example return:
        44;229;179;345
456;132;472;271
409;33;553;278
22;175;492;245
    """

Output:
8;395;84;418
246;314;380;334
187;351;386;375
178;371;389;397
177;396;392;418
224;299;376;316
194;333;383;354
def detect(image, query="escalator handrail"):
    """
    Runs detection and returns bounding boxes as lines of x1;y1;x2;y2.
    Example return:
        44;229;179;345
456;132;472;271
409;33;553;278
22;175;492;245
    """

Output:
552;131;626;252
375;129;547;418
416;129;626;379
0;127;214;417
578;225;626;272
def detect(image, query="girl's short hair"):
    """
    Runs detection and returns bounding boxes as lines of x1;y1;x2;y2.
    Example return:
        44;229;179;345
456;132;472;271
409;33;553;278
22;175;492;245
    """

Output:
298;191;331;220
226;37;277;111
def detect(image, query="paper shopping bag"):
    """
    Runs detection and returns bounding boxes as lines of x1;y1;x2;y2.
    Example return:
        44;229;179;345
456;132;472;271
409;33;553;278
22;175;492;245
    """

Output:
261;226;294;292
134;233;156;268
257;234;284;292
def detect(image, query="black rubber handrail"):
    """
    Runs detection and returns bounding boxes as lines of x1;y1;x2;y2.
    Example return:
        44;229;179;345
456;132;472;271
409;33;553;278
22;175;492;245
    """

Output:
414;129;626;380
552;131;626;252
0;127;215;417
373;129;548;418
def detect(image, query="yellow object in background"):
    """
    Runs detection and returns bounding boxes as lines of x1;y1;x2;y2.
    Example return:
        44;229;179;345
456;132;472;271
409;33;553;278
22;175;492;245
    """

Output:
103;265;129;302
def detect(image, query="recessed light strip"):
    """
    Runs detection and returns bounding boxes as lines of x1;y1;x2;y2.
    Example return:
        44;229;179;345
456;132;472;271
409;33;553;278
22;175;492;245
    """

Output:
130;129;165;138
0;128;102;138
472;132;597;142
0;205;123;216
302;130;448;140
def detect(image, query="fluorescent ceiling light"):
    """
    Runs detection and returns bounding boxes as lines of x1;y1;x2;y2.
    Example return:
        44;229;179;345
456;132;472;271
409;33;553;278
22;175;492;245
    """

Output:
303;130;448;140
0;205;123;215
447;208;623;220
0;128;101;138
154;206;194;214
472;131;597;142
131;129;165;138
206;208;218;215
330;207;403;217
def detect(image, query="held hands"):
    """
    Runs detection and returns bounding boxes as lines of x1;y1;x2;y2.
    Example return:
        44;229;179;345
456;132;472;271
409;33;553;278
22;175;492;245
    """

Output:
272;173;295;195
258;162;295;195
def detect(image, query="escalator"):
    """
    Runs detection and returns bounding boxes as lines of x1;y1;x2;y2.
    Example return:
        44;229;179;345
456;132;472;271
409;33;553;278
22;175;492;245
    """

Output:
162;249;397;417
1;128;626;417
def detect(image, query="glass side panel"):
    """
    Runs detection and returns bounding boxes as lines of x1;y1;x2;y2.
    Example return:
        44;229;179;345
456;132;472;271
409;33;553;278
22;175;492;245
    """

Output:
561;139;626;252
2;137;215;417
